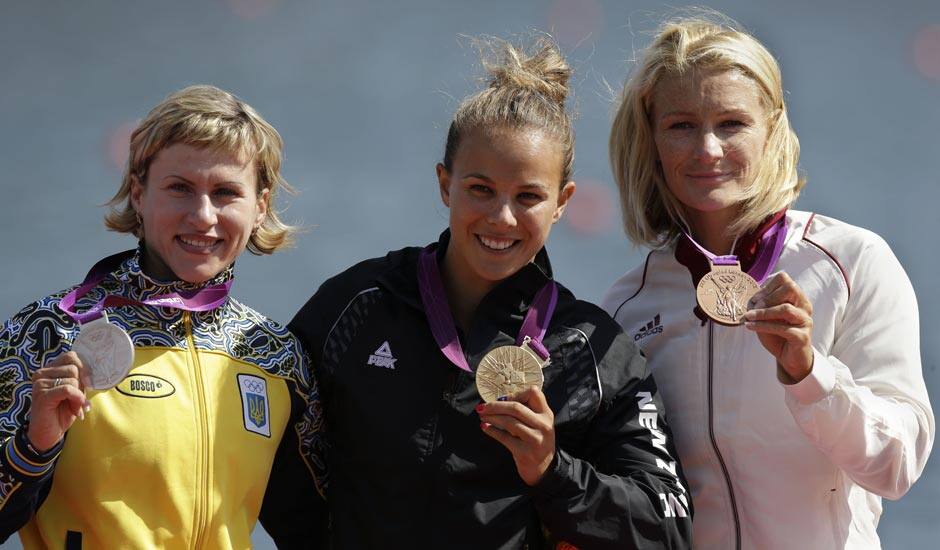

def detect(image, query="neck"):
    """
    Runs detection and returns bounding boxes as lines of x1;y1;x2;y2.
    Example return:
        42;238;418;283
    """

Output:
684;206;740;256
140;243;179;282
441;245;495;333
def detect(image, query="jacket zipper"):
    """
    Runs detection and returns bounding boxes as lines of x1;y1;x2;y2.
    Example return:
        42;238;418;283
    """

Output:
707;320;741;550
184;312;210;549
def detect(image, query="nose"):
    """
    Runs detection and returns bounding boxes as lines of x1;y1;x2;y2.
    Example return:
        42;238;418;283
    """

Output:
695;131;724;163
189;193;218;228
487;198;517;228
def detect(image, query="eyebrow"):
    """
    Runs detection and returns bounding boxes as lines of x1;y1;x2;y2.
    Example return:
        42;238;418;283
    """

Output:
658;108;754;118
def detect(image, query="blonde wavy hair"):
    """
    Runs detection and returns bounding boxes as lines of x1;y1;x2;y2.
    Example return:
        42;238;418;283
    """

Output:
105;85;295;254
609;13;804;247
443;35;574;185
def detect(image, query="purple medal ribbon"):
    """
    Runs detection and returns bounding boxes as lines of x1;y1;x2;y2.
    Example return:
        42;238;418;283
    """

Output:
58;250;233;323
417;246;557;373
683;215;788;284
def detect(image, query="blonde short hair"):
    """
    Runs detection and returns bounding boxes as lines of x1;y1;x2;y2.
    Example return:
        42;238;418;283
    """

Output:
105;85;295;254
443;36;574;185
609;14;805;247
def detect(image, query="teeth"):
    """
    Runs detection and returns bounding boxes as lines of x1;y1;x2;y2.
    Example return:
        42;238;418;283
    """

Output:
179;236;218;248
479;235;516;251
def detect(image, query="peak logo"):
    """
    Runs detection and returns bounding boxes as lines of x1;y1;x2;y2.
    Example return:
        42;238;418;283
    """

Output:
367;341;397;369
634;314;663;342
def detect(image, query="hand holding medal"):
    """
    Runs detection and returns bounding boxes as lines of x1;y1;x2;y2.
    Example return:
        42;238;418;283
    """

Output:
27;352;92;452
417;246;560;485
476;386;556;486
744;271;815;384
686;217;813;381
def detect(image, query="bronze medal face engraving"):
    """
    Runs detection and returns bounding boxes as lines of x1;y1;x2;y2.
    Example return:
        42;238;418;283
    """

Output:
475;345;544;403
73;316;135;390
695;264;760;326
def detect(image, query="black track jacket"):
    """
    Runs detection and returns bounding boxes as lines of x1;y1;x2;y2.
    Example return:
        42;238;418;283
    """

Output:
289;233;693;549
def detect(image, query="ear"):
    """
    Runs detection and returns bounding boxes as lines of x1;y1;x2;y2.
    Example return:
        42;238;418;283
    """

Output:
255;187;270;230
129;174;144;213
552;181;576;223
436;163;451;208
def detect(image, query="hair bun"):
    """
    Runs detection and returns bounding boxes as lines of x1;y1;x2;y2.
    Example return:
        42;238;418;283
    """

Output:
481;37;571;104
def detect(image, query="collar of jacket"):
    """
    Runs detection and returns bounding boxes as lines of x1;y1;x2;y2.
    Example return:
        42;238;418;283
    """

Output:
675;209;787;322
108;243;236;301
376;229;556;352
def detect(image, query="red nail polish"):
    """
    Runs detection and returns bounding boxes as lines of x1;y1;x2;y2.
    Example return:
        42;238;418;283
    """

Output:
475;403;485;413
480;422;489;430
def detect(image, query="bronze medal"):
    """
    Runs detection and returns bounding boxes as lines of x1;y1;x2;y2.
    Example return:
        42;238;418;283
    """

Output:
695;262;760;326
475;344;545;403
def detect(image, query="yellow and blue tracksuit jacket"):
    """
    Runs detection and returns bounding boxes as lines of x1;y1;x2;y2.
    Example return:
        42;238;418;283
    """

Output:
0;250;327;549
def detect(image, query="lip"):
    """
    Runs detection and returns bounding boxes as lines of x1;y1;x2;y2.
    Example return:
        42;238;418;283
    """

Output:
175;235;222;255
687;172;735;185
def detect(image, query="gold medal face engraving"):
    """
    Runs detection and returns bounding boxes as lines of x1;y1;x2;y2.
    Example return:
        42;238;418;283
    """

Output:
475;345;544;403
695;263;760;326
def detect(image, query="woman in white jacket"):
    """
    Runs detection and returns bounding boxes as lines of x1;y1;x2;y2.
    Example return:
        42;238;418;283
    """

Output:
602;14;934;550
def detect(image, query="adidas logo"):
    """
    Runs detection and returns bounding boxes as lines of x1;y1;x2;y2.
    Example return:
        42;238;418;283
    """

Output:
367;341;397;369
634;314;663;342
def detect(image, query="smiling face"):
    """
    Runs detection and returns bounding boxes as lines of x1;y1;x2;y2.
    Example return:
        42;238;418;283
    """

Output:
130;142;268;284
437;127;574;297
651;68;769;232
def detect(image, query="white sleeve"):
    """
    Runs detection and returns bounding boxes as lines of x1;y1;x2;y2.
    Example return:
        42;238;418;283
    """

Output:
783;236;935;500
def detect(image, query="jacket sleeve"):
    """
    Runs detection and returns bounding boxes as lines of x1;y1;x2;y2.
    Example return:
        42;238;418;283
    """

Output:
531;327;693;549
258;343;329;549
783;235;934;499
0;302;70;541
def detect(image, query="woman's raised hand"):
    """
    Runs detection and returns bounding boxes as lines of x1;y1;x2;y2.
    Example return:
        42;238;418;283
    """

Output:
744;272;815;383
477;386;556;486
28;352;91;452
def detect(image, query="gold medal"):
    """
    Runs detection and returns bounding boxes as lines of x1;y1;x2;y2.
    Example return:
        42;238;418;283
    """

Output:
695;262;760;326
475;342;545;403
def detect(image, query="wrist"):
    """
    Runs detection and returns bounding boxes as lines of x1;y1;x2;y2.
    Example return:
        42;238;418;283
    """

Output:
526;450;558;487
5;426;63;479
26;423;62;455
777;354;814;385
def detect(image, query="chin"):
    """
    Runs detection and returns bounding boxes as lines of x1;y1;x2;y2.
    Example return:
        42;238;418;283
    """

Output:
475;262;524;284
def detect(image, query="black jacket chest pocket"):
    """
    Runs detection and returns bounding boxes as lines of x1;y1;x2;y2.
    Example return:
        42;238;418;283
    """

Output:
542;338;600;444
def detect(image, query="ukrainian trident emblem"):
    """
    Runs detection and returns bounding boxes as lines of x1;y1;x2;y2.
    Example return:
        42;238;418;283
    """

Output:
247;392;267;428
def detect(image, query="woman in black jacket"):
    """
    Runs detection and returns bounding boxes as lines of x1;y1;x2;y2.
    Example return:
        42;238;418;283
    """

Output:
290;37;692;549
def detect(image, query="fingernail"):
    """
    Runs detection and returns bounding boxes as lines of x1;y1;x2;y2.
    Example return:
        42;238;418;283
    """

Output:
83;402;92;412
480;422;489;430
475;404;485;413
497;396;507;402
78;408;85;421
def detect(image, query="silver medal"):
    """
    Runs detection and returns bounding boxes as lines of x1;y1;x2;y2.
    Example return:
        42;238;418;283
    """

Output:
72;313;135;390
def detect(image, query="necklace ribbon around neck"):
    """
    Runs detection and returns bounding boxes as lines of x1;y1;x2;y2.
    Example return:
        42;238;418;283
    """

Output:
416;246;557;373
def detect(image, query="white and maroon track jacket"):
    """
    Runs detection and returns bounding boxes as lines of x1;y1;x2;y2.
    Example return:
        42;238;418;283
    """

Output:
602;210;934;549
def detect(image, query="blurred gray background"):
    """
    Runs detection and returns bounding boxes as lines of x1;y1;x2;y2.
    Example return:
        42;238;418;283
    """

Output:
2;0;938;547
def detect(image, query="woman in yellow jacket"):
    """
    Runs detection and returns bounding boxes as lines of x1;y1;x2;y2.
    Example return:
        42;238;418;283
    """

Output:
0;85;326;549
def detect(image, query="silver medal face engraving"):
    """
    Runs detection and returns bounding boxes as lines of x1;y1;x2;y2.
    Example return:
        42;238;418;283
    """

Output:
695;264;760;326
475;345;544;403
72;317;135;390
